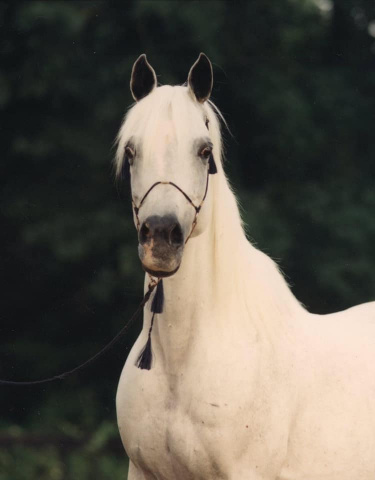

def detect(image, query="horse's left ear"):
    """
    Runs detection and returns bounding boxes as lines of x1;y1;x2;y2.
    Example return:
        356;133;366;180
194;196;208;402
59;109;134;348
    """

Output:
130;54;157;102
187;53;213;103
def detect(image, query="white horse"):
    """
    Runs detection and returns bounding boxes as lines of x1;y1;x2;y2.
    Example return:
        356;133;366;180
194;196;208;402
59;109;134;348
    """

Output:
115;53;375;480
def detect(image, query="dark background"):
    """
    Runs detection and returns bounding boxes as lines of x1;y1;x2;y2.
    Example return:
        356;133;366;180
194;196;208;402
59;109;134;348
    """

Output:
1;1;374;478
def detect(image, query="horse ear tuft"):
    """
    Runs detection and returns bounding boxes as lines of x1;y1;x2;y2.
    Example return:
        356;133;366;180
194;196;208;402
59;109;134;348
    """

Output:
130;54;157;101
187;53;213;103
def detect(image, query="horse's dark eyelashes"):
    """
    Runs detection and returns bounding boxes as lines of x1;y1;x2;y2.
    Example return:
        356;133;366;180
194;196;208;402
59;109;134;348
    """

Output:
199;145;213;160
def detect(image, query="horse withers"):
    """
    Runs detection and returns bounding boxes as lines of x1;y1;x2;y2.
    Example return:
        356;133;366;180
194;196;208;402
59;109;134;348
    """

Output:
115;54;375;479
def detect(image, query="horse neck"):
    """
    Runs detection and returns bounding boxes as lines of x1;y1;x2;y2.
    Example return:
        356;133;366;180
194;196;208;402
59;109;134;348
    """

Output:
145;173;304;372
147;210;221;372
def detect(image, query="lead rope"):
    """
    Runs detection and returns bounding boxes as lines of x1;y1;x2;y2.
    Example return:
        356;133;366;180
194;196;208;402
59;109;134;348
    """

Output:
0;154;217;383
0;283;157;386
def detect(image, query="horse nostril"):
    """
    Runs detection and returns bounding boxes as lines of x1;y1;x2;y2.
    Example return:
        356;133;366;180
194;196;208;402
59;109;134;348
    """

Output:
140;216;183;248
169;223;183;247
139;222;151;245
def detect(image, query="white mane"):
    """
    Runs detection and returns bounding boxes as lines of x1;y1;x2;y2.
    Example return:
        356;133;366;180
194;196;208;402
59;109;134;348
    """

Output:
115;85;304;341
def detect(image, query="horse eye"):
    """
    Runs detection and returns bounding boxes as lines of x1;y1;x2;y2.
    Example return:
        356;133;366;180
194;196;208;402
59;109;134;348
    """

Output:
125;146;135;165
199;146;212;160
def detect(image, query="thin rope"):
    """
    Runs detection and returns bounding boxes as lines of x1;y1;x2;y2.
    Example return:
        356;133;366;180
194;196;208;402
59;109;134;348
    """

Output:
132;167;211;234
0;284;156;386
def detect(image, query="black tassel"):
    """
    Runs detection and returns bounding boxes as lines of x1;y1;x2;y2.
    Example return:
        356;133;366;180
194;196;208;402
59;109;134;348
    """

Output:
136;312;156;370
151;279;164;313
208;154;217;174
136;279;164;370
136;335;153;370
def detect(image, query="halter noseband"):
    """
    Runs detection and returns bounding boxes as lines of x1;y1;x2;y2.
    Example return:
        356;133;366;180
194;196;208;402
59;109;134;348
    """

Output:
131;166;211;243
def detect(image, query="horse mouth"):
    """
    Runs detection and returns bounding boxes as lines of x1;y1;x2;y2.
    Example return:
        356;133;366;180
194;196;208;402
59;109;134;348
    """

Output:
138;241;183;278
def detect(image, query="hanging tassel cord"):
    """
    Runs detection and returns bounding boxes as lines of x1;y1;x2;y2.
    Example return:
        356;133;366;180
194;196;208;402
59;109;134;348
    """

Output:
136;311;156;370
136;278;164;370
0;283;157;387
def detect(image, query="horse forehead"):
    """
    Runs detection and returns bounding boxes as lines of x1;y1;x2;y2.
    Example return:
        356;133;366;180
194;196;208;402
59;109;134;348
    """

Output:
152;120;176;149
144;120;191;163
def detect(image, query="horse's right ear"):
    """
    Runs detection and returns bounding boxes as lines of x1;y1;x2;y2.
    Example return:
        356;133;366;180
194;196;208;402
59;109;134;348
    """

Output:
130;54;157;102
187;53;213;103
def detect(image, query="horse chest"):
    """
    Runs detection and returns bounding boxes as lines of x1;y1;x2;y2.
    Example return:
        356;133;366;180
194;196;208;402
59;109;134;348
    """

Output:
126;400;221;478
118;365;239;478
117;343;289;479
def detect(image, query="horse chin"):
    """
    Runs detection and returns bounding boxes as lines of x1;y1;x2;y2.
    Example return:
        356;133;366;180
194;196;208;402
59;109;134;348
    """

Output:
142;264;180;278
138;243;183;278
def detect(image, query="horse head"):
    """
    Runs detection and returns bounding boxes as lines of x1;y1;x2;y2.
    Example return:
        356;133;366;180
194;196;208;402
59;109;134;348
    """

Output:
116;53;218;278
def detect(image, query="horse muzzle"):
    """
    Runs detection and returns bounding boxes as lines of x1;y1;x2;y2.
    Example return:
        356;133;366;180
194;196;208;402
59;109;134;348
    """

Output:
138;214;184;277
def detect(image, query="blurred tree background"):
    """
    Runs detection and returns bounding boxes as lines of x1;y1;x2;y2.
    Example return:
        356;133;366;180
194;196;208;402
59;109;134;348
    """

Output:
0;0;374;478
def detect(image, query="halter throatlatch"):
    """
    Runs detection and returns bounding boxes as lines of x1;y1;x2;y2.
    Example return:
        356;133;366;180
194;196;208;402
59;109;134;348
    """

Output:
134;156;217;370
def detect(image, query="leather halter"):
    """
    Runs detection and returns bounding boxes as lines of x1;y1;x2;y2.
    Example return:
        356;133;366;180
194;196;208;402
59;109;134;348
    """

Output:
131;166;211;243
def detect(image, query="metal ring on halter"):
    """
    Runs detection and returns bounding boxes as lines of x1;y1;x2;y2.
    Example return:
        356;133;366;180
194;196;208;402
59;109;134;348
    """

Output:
131;166;211;243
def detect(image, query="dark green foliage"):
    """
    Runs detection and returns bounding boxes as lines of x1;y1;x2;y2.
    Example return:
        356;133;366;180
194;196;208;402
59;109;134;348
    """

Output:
0;422;128;479
1;0;375;477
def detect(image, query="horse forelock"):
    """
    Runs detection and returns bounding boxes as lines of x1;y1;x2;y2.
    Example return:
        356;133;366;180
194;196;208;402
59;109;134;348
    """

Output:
114;85;224;179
